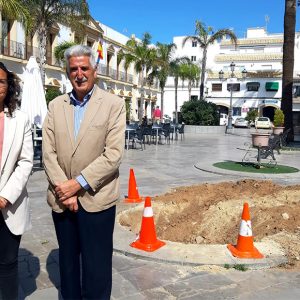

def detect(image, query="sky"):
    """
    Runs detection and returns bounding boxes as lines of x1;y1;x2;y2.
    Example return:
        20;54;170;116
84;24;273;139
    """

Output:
88;0;300;44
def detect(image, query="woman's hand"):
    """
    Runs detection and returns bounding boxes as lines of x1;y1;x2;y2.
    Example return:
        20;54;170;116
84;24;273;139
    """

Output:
0;197;8;209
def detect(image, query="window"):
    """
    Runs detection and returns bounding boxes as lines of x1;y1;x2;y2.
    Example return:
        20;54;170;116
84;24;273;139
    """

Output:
246;82;260;91
227;83;240;91
212;83;222;92
191;56;196;62
192;41;197;47
265;82;279;91
233;107;241;116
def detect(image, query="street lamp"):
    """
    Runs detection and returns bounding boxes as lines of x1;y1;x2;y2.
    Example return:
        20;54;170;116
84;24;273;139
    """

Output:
219;62;247;130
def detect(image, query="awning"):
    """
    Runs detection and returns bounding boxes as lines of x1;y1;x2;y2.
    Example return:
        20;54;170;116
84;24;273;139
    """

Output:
246;82;260;91
45;77;61;88
265;82;279;91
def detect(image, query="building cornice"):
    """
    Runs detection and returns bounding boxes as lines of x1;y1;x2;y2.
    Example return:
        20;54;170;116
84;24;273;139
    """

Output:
221;38;283;46
215;53;283;62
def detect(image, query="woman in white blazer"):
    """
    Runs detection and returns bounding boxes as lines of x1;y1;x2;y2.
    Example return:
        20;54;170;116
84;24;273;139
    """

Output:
0;62;33;300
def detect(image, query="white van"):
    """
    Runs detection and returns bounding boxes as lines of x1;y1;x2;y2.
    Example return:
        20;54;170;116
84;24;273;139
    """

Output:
219;113;228;126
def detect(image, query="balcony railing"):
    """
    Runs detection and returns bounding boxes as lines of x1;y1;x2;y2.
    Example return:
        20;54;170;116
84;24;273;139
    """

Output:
0;38;59;66
96;63;134;84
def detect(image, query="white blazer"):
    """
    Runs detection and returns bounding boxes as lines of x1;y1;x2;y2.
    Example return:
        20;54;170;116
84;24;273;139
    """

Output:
0;109;33;235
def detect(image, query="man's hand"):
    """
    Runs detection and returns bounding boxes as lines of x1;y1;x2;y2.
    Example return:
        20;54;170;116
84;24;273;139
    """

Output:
62;196;78;212
55;179;81;201
0;197;8;209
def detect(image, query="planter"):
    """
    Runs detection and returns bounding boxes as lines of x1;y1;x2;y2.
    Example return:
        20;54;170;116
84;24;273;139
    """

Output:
273;126;285;135
251;133;270;147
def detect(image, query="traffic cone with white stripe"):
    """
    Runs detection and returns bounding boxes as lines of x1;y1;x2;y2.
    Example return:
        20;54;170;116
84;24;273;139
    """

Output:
130;196;166;252
124;168;143;203
227;202;264;259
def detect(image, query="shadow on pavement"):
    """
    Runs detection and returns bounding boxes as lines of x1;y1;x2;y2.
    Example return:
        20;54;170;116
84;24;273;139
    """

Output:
18;248;39;299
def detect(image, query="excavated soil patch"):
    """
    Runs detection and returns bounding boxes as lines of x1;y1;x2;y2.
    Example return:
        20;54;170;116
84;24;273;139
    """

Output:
118;179;300;268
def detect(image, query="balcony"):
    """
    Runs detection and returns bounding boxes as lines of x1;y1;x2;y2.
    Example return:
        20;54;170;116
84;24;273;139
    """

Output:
96;63;134;84
0;38;59;66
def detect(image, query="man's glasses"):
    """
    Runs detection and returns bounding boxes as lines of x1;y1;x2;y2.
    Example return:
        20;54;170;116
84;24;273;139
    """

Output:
0;79;8;87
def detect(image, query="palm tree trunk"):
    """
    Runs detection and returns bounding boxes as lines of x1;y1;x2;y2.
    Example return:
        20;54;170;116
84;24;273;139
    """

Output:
281;0;296;141
160;88;164;121
188;81;192;100
38;23;47;87
200;48;207;100
138;72;145;122
174;77;178;123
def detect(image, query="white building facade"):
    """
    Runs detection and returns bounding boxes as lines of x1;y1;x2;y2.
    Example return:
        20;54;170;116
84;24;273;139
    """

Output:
0;13;159;122
164;28;300;137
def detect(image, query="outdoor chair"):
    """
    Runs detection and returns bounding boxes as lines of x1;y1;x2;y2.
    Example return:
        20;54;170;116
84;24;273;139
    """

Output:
177;123;185;140
241;134;280;167
279;128;291;148
133;127;146;150
162;123;171;144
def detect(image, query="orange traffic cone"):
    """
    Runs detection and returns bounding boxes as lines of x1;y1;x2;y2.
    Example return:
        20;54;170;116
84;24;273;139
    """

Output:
227;202;264;259
124;168;143;203
130;196;166;252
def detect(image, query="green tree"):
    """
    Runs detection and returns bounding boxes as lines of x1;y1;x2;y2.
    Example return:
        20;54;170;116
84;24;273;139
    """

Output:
0;0;30;22
181;99;219;125
273;108;285;127
45;87;62;105
183;21;237;100
122;32;156;122
20;0;90;85
148;42;177;120
245;109;258;125
54;41;76;67
281;0;299;140
0;0;31;43
179;62;200;101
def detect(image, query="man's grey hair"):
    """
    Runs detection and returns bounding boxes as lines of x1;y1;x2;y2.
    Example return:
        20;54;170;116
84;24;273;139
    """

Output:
64;45;96;73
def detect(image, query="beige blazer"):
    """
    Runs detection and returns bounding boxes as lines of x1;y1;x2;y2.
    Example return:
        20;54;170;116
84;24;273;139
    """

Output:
0;109;33;235
42;86;126;213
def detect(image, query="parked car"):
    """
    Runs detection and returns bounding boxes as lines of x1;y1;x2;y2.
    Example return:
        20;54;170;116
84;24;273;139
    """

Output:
255;117;272;129
234;117;249;128
219;113;228;126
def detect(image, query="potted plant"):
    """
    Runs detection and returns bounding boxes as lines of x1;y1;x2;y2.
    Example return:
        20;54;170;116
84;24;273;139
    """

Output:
273;108;285;135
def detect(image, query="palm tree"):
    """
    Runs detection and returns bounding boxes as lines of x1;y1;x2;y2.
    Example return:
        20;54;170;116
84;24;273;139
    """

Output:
20;0;90;85
0;0;30;22
281;0;298;141
123;32;156;122
169;57;189;123
179;62;200;101
149;42;177;120
0;0;30;47
183;21;237;100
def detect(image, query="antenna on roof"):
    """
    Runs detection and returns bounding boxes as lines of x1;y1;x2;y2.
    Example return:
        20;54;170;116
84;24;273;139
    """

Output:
265;15;270;32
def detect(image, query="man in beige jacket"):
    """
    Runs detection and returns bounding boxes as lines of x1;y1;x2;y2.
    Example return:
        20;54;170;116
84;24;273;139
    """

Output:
42;45;125;299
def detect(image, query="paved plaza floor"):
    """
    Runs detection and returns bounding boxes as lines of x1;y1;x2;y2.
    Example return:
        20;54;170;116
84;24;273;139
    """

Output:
19;130;300;299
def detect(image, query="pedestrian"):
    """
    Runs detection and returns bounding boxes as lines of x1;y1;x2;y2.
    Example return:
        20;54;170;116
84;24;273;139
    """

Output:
42;45;126;299
152;105;161;122
0;62;33;300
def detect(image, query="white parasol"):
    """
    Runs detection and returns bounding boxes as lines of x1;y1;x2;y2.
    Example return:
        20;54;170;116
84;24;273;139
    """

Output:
21;56;47;128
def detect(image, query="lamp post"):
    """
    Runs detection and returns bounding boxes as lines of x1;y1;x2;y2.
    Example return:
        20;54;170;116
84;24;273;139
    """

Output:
219;62;247;130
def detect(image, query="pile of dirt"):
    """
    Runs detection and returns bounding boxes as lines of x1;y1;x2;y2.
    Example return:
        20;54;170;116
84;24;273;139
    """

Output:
119;179;300;268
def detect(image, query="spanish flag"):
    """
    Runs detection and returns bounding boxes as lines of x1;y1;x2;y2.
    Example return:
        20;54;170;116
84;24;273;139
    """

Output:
96;41;103;64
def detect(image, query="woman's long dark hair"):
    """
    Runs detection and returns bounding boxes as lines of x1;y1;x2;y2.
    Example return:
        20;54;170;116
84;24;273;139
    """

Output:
0;62;20;116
